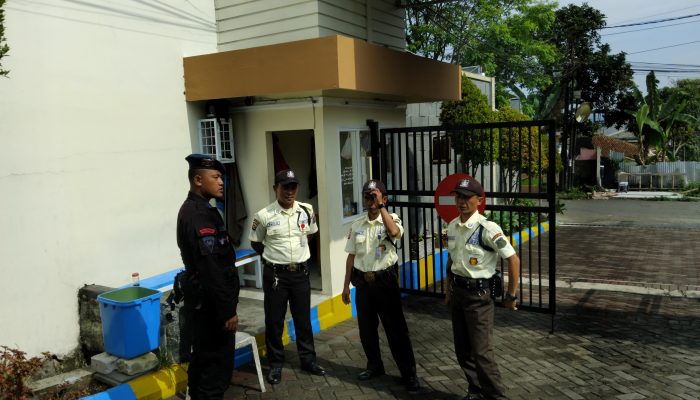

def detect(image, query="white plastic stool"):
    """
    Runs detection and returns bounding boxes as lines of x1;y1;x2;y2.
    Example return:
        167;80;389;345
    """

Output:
236;249;262;288
235;331;266;393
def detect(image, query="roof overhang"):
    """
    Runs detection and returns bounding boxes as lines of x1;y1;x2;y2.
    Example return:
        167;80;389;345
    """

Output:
183;35;461;103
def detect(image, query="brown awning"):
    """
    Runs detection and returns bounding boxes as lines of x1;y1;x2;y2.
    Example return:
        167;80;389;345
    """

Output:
183;35;460;103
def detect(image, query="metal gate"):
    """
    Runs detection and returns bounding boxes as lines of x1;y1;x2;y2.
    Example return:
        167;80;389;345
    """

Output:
367;119;557;318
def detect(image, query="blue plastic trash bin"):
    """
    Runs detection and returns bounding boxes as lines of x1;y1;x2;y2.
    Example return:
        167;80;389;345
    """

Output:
97;287;162;359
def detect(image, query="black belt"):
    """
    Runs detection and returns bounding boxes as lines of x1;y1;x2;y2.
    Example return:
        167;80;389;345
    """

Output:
352;265;396;284
451;274;491;290
264;261;307;272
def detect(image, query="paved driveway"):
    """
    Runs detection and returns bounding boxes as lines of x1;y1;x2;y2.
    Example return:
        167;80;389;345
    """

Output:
558;199;700;228
229;289;699;400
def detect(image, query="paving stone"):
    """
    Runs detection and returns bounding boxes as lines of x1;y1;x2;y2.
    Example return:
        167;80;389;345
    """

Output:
222;225;700;399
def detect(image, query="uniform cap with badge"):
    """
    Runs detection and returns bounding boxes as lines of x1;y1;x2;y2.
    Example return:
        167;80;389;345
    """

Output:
185;153;226;174
274;169;300;185
450;178;483;197
362;180;387;195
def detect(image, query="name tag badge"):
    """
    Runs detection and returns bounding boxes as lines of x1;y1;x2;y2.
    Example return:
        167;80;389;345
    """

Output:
375;244;386;259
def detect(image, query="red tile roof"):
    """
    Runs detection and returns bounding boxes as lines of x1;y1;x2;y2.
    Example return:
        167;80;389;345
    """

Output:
591;135;639;158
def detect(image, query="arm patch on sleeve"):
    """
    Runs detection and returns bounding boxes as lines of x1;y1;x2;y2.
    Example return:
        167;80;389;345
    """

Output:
495;237;508;249
251;218;260;231
199;236;216;255
199;227;216;235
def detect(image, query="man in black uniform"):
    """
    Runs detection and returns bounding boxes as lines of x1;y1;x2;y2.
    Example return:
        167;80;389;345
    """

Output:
177;154;240;399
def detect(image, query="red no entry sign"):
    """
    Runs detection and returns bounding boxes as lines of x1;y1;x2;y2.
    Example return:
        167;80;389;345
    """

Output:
434;174;486;224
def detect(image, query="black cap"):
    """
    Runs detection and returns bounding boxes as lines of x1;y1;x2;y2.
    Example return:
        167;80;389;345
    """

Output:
451;178;483;197
362;179;387;195
275;169;299;185
185;154;225;174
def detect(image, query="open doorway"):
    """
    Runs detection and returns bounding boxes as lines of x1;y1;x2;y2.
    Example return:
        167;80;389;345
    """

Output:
271;130;322;291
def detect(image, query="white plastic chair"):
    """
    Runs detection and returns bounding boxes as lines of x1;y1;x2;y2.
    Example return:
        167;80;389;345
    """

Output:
236;249;263;289
235;331;265;393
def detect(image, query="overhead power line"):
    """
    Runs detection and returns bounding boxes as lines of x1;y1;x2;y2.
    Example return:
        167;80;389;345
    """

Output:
629;40;700;55
612;4;700;25
602;12;700;29
629;61;700;68
601;19;700;36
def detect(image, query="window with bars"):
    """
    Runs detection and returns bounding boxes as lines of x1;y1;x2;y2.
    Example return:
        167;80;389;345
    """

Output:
197;118;234;162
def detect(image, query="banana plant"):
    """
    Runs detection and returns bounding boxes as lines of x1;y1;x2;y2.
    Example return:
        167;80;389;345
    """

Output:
630;103;656;165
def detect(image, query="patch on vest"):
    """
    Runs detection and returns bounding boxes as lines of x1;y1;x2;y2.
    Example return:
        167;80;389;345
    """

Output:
469;257;478;265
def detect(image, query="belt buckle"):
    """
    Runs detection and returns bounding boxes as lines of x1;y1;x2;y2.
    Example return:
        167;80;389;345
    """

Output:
364;271;376;283
288;263;299;272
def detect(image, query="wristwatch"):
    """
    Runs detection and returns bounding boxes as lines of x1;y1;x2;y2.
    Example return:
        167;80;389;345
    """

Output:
377;204;385;209
504;292;518;301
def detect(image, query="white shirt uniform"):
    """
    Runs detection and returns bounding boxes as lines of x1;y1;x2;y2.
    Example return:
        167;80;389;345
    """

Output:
249;201;318;264
447;212;516;279
344;213;404;272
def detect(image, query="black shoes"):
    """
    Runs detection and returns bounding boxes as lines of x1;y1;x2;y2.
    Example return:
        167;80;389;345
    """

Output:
267;367;282;385
301;362;326;376
357;368;386;381
269;363;325;383
404;375;420;393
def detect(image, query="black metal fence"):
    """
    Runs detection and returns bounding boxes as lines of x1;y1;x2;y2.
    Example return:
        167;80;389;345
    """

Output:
367;120;557;317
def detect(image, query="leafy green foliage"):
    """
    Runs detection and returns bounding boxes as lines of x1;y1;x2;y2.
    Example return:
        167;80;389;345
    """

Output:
441;76;493;125
533;5;634;123
405;0;558;110
625;72;699;164
659;79;700;161
441;76;498;172
494;107;550;176
486;199;547;233
0;0;9;77
557;187;590;200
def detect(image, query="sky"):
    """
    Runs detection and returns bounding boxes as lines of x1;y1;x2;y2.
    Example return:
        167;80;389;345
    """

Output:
565;0;700;90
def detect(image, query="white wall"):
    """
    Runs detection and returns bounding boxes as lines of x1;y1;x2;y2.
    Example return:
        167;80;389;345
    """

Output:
0;0;218;356
319;101;406;295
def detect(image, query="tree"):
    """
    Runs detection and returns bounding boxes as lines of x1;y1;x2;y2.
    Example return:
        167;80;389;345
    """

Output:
660;79;700;161
626;72;699;164
0;0;9;77
405;0;559;111
440;75;497;174
535;4;633;187
493;107;552;193
441;77;552;191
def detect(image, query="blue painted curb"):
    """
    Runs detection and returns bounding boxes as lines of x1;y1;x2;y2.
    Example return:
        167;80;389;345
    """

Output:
81;384;137;400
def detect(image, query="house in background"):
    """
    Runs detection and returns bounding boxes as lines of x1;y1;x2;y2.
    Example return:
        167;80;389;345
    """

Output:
0;0;459;358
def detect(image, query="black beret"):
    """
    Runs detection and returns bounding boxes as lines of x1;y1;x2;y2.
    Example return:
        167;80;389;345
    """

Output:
185;154;225;174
